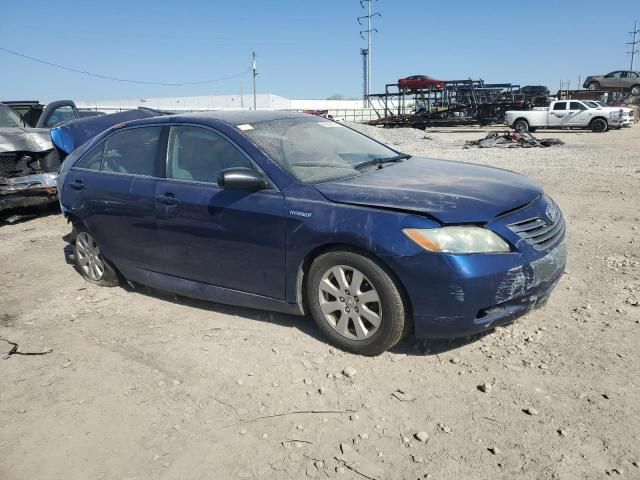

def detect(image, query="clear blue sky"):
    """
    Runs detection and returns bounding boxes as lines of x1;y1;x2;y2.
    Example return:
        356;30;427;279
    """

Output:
1;0;638;101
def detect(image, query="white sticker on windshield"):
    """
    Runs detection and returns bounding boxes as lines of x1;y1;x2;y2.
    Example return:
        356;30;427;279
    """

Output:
318;122;342;128
236;124;254;131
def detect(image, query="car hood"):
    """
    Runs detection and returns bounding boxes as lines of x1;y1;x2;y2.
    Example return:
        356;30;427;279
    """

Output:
0;127;52;154
313;157;543;224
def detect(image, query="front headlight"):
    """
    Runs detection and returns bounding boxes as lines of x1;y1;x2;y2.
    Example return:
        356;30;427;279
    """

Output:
403;227;511;254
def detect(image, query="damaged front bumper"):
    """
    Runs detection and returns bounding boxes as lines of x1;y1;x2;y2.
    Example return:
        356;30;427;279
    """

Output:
0;172;58;211
384;241;566;338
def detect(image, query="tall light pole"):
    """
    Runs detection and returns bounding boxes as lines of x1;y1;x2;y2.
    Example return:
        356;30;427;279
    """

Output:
252;51;257;110
358;1;380;106
628;21;639;71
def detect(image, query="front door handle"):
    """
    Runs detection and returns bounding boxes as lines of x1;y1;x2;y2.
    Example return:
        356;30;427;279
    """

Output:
70;179;85;190
155;194;178;206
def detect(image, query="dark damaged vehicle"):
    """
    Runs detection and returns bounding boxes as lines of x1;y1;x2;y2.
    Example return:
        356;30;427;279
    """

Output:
0;100;79;211
57;111;566;355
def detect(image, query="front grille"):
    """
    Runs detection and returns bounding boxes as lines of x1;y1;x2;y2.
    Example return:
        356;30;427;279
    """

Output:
0;153;20;177
0;153;39;178
508;212;565;250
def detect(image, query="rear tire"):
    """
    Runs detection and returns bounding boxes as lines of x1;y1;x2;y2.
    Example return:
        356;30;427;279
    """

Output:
631;85;640;96
588;81;600;91
590;118;608;133
513;119;529;133
306;250;407;356
74;227;119;287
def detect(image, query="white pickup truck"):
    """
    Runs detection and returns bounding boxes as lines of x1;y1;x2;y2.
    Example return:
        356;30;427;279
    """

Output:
505;100;623;133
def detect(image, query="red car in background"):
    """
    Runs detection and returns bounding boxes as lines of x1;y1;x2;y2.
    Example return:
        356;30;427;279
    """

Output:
398;75;445;91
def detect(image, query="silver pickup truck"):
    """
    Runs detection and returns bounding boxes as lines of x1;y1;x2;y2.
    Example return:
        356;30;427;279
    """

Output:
505;100;624;133
0;100;79;211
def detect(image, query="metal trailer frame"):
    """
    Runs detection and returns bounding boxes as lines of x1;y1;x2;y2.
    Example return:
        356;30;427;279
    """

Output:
366;80;532;129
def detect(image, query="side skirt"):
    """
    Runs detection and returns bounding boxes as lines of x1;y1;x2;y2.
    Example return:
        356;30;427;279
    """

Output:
118;264;304;316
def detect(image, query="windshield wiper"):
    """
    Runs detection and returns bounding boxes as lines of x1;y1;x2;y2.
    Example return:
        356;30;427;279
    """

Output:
354;154;411;170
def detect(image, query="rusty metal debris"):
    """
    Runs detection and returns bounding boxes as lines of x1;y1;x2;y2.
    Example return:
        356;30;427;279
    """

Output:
464;131;564;148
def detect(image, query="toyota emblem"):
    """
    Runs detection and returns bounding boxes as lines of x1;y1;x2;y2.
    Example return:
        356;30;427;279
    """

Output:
545;204;557;223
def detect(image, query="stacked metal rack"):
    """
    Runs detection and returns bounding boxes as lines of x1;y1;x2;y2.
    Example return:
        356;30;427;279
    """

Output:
366;80;540;129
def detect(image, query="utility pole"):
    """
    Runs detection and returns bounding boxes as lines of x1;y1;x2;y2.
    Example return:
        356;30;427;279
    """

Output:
628;21;639;71
360;48;369;108
252;51;257;110
240;80;244;109
358;1;380;106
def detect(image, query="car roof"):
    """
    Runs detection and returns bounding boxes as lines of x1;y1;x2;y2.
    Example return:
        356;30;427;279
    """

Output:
129;109;313;128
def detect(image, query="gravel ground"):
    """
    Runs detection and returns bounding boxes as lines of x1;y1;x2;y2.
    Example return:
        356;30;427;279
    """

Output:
1;124;639;480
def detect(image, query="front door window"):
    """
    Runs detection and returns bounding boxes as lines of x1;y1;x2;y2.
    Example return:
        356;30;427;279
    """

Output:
167;126;252;183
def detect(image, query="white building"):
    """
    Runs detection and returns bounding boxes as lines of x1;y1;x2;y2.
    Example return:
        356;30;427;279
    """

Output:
75;94;378;123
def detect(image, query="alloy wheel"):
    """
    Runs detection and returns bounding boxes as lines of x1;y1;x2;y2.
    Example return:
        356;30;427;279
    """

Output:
318;265;382;341
76;232;105;281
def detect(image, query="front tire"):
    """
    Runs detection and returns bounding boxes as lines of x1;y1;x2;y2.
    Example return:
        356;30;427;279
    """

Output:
588;81;600;90
590;118;608;133
631;85;640;95
74;227;119;287
306;250;407;356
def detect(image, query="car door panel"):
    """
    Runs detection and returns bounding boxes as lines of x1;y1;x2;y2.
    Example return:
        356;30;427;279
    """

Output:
156;180;287;299
73;171;160;270
622;72;636;90
566;102;591;126
68;126;165;270
154;124;287;300
548;102;567;127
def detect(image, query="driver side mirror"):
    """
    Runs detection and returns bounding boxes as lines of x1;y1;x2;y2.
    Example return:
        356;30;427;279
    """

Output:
218;167;267;190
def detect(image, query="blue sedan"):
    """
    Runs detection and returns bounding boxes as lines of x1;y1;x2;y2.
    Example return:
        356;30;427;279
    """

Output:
57;111;566;355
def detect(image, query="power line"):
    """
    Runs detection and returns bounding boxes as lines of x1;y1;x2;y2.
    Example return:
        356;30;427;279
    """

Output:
0;46;251;86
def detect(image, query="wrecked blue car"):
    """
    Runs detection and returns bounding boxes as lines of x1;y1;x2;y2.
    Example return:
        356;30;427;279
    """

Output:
56;111;566;355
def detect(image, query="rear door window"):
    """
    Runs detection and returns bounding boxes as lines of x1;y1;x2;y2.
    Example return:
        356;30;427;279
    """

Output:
166;126;252;183
75;140;106;170
102;127;163;177
553;102;567;111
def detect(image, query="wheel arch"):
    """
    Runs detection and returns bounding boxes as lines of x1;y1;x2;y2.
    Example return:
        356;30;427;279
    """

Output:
511;117;529;128
294;243;413;321
65;212;125;280
589;116;608;126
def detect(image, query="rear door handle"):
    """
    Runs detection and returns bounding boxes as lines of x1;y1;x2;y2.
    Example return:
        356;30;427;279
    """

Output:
155;194;178;206
70;179;85;190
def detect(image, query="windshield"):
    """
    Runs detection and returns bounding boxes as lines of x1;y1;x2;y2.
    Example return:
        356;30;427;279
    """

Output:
584;101;600;108
240;116;400;183
0;104;24;128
